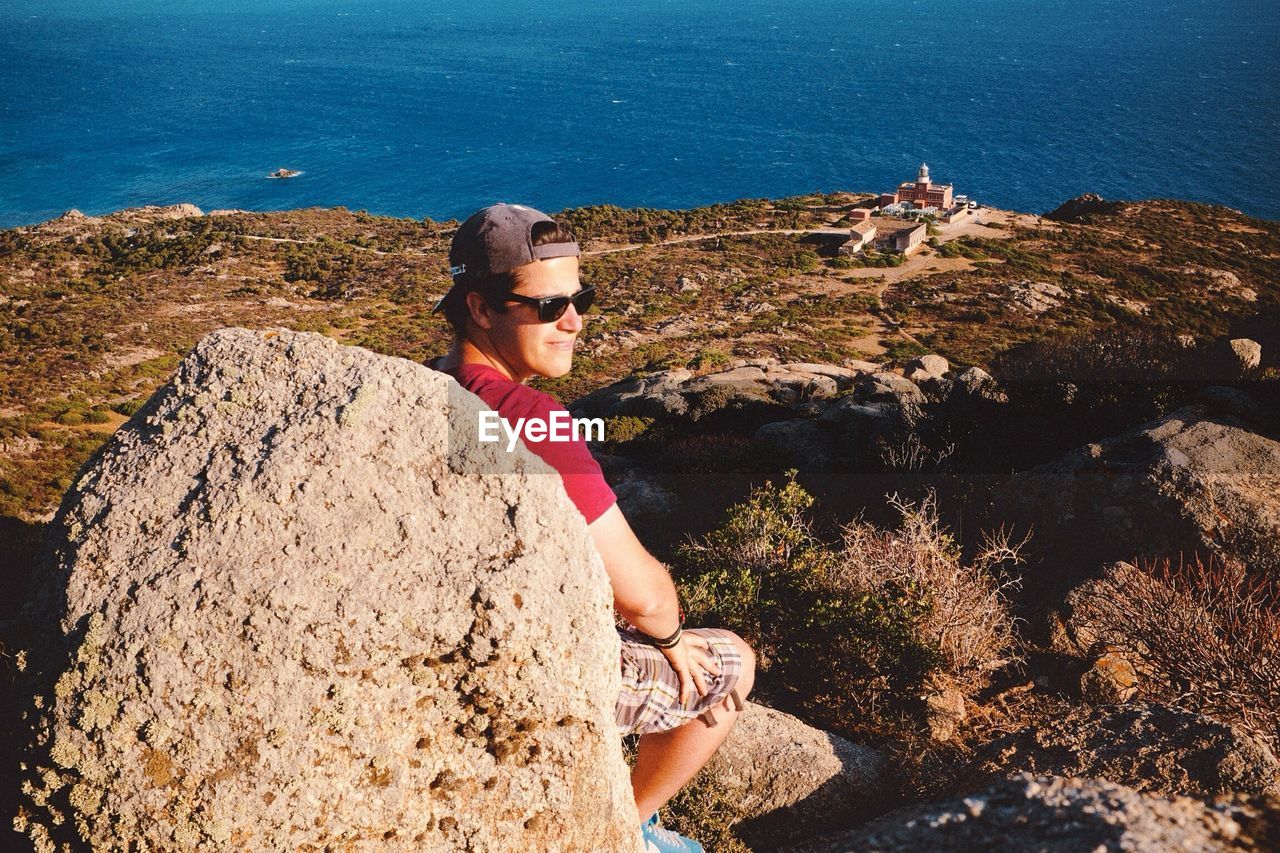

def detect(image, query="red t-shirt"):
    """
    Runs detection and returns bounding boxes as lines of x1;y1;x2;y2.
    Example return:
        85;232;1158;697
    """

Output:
431;360;617;525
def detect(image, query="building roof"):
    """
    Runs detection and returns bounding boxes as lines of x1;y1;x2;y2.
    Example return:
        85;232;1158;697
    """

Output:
898;181;953;192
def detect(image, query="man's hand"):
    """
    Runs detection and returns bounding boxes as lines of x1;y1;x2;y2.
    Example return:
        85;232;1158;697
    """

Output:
659;632;722;708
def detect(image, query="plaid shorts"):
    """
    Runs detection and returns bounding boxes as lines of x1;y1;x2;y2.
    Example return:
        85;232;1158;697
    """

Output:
615;627;745;736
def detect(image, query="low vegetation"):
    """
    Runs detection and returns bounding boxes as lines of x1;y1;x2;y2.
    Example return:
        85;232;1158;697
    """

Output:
1078;555;1280;748
675;473;1020;742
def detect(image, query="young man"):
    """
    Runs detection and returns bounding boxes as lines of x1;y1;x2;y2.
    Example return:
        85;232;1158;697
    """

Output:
428;204;755;853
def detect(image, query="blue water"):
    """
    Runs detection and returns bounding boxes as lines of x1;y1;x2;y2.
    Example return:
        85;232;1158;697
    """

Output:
2;0;1278;228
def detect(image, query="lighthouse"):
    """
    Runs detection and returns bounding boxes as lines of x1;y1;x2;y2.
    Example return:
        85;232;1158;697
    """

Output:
880;163;954;210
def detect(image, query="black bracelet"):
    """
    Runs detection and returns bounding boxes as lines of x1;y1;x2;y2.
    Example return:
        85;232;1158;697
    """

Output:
647;625;683;649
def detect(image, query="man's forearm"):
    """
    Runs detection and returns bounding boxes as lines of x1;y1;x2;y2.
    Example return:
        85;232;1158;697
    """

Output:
588;503;685;640
618;568;682;638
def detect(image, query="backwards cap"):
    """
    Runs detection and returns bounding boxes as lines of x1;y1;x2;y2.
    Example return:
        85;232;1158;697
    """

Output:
433;203;580;313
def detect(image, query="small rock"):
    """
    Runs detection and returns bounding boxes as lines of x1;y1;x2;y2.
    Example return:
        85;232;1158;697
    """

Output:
1227;338;1262;371
904;354;950;378
924;688;966;741
1080;648;1138;704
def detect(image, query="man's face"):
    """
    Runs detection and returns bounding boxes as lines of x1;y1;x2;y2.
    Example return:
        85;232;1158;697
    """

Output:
484;255;584;380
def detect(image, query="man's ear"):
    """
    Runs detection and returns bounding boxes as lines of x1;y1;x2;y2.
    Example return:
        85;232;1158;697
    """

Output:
464;291;496;330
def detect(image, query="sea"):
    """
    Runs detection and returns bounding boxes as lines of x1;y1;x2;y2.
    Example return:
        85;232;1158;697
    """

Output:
1;0;1278;229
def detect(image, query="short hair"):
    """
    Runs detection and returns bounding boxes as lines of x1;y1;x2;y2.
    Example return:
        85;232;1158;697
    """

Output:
442;220;578;334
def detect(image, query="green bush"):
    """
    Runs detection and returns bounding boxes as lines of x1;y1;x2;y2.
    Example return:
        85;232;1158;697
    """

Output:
692;347;730;371
110;399;143;417
786;250;822;273
602;415;655;444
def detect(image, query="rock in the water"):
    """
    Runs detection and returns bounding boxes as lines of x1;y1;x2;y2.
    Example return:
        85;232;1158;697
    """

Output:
958;703;1280;801
15;328;640;852
796;774;1278;853
702;702;892;847
993;404;1280;598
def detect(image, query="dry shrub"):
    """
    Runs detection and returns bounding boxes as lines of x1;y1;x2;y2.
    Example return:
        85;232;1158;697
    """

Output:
676;475;1021;740
1079;555;1280;747
833;494;1023;698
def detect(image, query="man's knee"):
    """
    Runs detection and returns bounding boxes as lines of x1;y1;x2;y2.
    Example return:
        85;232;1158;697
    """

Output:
724;631;755;700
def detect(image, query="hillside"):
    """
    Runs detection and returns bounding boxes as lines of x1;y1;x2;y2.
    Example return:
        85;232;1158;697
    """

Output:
0;193;1277;523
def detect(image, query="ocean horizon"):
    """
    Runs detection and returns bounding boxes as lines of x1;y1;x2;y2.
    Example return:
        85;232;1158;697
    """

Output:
2;0;1278;228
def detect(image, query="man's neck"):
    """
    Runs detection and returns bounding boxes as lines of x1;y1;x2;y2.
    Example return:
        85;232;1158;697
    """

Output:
437;338;524;383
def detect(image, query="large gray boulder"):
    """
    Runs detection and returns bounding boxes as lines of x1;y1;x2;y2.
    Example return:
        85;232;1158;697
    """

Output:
903;354;950;386
570;362;875;420
958;703;1280;801
794;774;1279;853
571;369;693;419
993;404;1280;597
16;328;640;852
753;420;835;469
854;372;925;407
702;702;891;848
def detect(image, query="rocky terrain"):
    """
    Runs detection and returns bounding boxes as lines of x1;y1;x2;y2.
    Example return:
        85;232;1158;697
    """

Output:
2;194;1279;849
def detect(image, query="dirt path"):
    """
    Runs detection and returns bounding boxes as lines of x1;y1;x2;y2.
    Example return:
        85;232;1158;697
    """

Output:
238;234;428;257
582;228;817;256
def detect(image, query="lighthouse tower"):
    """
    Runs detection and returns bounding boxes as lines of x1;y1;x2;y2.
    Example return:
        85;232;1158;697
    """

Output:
916;163;931;187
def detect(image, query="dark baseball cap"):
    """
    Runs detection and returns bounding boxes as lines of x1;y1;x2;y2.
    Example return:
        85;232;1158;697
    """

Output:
433;203;580;313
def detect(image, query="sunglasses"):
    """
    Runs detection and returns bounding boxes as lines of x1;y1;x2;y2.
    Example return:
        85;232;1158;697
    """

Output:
500;286;596;323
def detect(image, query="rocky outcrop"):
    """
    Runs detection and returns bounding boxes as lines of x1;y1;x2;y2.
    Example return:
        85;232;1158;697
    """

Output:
572;356;998;430
15;328;639;852
1046;192;1127;223
950;366;1007;402
993;403;1280;598
1004;280;1068;314
958;703;1280;801
702;702;891;847
571;359;875;420
796;774;1279;853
